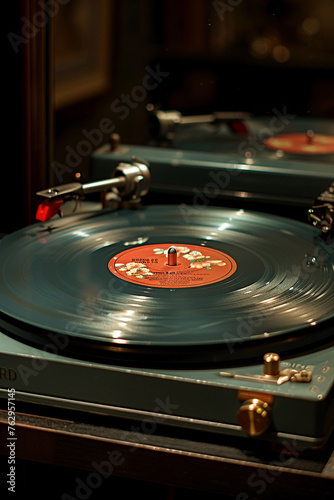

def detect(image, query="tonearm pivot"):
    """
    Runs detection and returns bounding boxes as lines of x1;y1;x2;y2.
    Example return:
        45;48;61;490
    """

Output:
35;160;150;221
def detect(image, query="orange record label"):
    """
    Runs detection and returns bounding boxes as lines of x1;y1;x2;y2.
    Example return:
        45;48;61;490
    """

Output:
265;133;334;154
108;244;237;288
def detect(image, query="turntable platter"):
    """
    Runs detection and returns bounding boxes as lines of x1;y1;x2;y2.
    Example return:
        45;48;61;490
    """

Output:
0;206;333;364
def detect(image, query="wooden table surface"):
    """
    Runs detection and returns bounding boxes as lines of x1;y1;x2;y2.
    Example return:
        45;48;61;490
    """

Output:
1;402;334;499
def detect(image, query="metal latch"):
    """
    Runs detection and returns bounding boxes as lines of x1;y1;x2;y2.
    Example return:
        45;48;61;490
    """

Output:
219;352;312;386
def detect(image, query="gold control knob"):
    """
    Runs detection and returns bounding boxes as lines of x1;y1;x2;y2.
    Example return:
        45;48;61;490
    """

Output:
263;352;280;376
237;398;272;437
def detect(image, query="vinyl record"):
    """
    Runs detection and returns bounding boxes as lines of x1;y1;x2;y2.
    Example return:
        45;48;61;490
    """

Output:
264;133;334;154
0;205;334;365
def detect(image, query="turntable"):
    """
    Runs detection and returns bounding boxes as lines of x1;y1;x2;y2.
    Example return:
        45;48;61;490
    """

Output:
90;110;334;210
0;147;334;451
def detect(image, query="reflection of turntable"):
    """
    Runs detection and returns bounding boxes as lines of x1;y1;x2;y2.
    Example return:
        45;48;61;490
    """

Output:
0;152;334;450
91;111;334;209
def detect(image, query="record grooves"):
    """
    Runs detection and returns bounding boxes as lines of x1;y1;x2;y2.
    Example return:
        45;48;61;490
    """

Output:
1;205;334;367
1;309;334;368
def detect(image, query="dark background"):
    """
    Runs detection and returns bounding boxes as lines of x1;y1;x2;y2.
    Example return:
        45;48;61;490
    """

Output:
3;0;334;231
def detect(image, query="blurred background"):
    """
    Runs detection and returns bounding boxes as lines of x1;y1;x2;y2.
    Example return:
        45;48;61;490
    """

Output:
3;0;334;231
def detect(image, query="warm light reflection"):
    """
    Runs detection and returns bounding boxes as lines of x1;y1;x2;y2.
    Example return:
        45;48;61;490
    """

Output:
132;296;149;302
302;17;320;36
125;309;135;316
218;223;230;231
251;36;271;58
281;230;294;236
74;231;89;238
272;45;290;63
235;191;251;198
260;297;276;304
111;330;122;338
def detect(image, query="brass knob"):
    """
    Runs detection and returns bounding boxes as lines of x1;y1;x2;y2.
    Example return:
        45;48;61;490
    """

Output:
263;352;280;376
237;399;272;437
